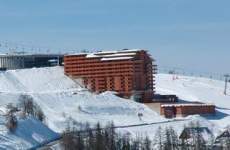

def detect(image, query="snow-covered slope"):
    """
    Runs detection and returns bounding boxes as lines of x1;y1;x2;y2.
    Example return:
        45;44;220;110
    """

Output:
118;74;230;139
0;67;163;133
0;67;79;93
0;67;230;148
155;74;230;131
156;74;230;108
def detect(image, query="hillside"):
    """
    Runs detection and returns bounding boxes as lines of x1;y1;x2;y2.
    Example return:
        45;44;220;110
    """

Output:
0;67;164;133
156;74;230;108
0;67;230;149
118;74;230;138
156;74;230;131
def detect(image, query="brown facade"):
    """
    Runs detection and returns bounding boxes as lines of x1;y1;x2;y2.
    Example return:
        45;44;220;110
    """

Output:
160;104;216;118
64;49;157;103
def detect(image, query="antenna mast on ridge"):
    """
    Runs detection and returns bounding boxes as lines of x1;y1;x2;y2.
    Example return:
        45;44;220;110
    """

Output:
224;74;230;95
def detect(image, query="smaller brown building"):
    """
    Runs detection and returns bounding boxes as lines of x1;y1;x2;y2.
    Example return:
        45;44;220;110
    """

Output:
160;103;216;118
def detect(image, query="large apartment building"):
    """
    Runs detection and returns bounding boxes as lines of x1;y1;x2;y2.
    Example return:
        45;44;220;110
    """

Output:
64;49;157;103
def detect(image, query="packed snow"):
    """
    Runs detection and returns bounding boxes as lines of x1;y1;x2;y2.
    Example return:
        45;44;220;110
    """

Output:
101;56;133;61
72;49;142;60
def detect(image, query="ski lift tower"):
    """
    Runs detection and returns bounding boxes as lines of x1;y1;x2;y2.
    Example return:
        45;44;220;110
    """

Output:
224;74;230;95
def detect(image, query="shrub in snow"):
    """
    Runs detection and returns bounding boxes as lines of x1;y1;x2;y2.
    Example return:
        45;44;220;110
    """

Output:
6;112;18;132
62;112;66;118
34;106;45;122
163;126;179;150
78;105;82;111
6;103;19;114
18;95;34;115
153;126;164;150
18;95;45;122
62;130;78;150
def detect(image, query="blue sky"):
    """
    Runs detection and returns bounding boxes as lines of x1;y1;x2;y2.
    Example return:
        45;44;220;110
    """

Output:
0;0;229;75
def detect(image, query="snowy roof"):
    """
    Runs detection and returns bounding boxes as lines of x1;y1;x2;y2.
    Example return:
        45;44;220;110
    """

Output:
101;57;133;61
96;49;141;54
70;49;143;56
68;49;147;61
99;52;137;57
161;103;215;107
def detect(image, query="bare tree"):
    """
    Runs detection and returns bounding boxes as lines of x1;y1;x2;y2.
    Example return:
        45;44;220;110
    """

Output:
6;103;19;114
18;95;35;116
222;126;230;150
154;126;164;150
6;112;17;132
143;136;151;150
62;128;76;150
18;95;45;122
34;106;45;122
163;126;179;150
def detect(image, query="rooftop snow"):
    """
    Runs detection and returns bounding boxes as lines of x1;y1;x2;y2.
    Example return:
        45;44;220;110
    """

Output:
76;49;142;61
86;53;101;58
101;56;134;61
69;49;143;56
161;103;215;107
95;49;142;54
86;52;137;58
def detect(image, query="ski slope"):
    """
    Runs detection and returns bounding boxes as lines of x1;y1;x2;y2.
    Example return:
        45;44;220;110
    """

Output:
0;67;163;133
